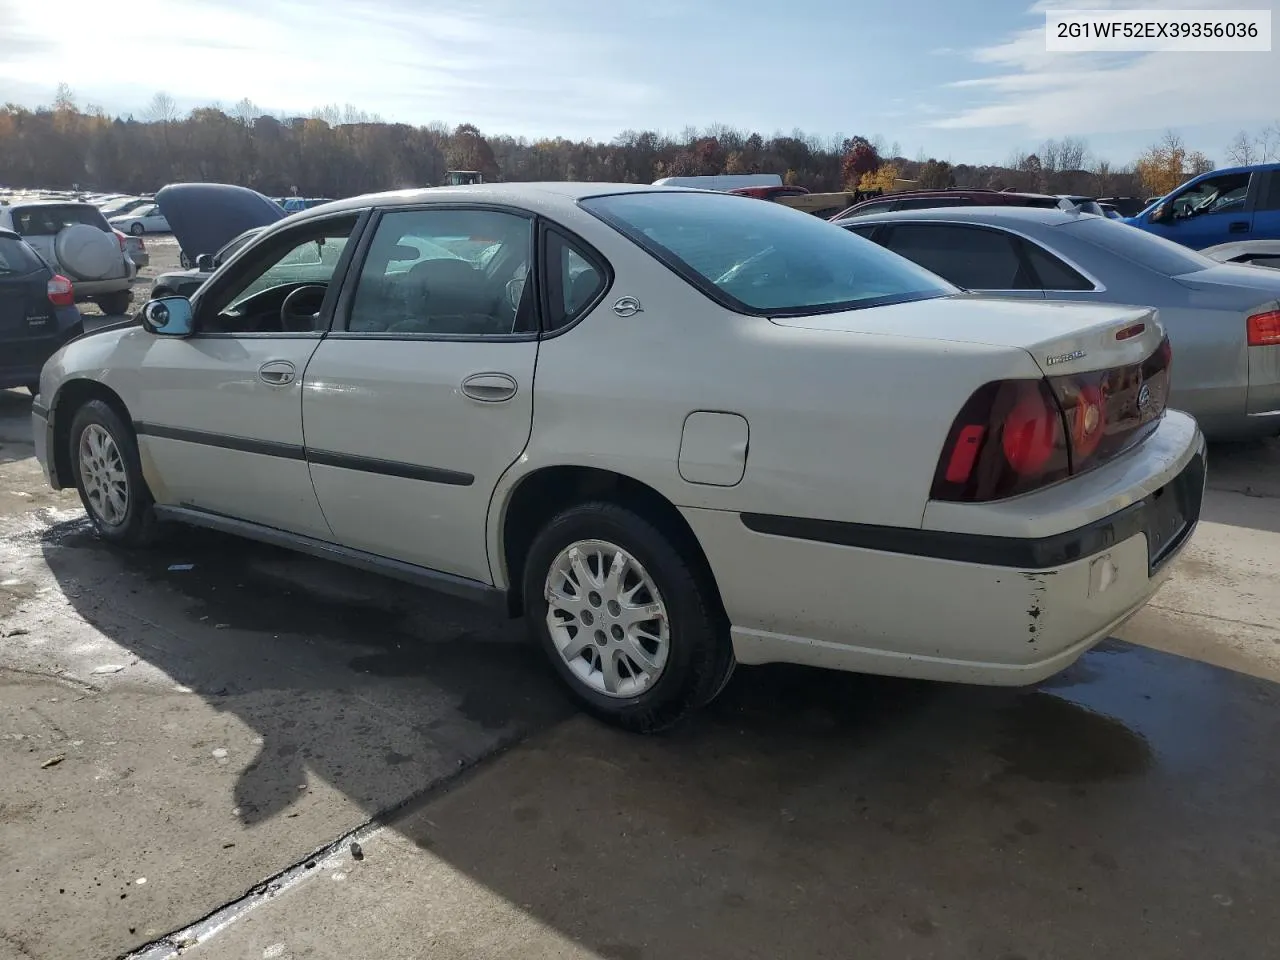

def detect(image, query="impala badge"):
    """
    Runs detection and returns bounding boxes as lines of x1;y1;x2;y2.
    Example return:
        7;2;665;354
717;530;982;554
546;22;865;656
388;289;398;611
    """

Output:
612;296;643;318
1045;349;1086;366
1137;382;1152;410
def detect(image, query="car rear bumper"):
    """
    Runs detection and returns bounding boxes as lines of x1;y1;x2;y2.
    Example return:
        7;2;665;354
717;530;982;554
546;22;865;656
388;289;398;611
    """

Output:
682;411;1205;684
0;308;83;389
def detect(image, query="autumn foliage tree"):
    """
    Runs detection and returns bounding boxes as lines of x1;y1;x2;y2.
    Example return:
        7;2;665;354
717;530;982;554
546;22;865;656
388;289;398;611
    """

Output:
840;136;880;189
1136;131;1213;196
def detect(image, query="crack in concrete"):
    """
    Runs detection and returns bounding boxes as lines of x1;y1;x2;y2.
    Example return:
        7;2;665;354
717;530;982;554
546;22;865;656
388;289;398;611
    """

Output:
116;724;536;960
0;665;101;694
1147;603;1280;635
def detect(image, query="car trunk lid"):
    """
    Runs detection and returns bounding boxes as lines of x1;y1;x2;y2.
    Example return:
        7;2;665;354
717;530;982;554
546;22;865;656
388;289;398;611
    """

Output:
769;293;1164;376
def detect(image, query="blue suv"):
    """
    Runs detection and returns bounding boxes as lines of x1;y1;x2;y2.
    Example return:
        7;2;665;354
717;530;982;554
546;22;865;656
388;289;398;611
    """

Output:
1125;163;1280;250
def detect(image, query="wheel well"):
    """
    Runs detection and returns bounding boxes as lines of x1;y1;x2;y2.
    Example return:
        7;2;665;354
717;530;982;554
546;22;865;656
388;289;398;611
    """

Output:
50;380;130;487
500;466;726;622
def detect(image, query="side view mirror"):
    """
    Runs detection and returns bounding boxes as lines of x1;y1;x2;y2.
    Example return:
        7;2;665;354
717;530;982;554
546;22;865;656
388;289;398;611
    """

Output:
141;297;195;337
195;254;215;272
1149;204;1169;224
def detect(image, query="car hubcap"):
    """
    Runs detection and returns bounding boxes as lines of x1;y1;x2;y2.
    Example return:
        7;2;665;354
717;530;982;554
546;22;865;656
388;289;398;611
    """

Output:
544;539;670;698
78;424;129;527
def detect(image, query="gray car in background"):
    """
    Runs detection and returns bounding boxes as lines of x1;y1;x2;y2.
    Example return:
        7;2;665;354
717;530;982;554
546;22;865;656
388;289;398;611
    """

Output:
838;207;1280;440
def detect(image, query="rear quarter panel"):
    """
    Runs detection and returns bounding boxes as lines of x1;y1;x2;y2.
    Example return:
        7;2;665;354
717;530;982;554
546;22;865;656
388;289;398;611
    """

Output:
488;197;1047;587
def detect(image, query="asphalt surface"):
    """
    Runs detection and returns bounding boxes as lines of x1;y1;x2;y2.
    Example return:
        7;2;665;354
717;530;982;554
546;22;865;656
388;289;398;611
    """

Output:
2;259;1280;958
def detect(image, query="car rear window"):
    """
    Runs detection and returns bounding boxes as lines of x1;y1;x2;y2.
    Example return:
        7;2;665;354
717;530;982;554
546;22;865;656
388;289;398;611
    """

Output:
0;236;44;273
10;204;110;236
581;191;956;316
1060;216;1216;276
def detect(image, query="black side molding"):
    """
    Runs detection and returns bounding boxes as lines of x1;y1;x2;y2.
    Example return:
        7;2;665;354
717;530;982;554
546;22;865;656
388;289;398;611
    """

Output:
133;422;475;485
742;452;1205;571
307;448;474;486
152;504;506;610
135;422;305;460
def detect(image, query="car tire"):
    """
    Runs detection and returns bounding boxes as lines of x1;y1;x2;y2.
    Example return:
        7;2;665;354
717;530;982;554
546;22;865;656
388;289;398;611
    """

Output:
523;501;734;733
129;223;145;236
96;290;133;316
68;399;160;547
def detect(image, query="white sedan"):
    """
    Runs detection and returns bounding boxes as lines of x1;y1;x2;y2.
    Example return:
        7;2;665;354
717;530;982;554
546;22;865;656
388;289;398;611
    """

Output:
108;203;169;236
31;182;1205;731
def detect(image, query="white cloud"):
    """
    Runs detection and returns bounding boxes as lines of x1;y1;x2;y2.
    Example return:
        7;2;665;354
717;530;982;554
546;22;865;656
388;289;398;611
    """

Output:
0;0;655;135
933;0;1278;136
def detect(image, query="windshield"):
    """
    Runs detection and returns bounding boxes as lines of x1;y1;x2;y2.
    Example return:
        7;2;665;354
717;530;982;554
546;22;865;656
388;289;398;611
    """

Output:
1060;215;1216;277
0;236;44;274
580;191;956;316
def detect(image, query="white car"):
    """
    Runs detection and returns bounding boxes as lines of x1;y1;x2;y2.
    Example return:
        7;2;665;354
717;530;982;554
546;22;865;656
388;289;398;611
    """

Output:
108;203;169;236
30;183;1205;731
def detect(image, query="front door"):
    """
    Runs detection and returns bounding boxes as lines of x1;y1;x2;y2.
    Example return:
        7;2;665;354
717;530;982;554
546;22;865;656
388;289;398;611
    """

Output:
133;212;363;538
301;205;541;584
1144;170;1256;249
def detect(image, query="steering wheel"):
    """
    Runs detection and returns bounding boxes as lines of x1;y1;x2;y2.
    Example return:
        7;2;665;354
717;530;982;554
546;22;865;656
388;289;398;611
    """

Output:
280;284;327;332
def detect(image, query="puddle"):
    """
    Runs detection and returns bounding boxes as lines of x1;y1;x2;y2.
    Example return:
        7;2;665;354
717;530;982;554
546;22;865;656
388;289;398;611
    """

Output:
995;691;1152;783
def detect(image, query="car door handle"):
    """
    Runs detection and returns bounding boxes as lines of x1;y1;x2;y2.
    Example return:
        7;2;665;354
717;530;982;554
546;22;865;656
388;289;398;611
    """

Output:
1229;220;1250;233
460;372;518;402
258;360;296;386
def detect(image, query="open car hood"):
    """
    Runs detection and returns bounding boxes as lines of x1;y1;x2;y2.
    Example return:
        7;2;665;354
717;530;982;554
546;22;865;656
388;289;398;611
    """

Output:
156;182;285;260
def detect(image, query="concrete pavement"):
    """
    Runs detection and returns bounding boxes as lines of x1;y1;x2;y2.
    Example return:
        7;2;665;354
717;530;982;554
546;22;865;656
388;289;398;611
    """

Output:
2;383;1280;960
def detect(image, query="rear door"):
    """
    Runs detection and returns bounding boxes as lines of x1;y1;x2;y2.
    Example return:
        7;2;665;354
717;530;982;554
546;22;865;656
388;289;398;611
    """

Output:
874;222;1046;298
300;204;543;583
1252;170;1280;242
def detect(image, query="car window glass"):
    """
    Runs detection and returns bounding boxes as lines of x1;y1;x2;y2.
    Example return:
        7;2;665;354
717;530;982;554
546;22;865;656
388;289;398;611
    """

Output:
1171;173;1251;219
582;191;954;315
346;208;535;337
843;224;879;240
0;236;43;273
894;197;971;211
11;205;107;236
884;223;1026;289
200;216;357;334
1258;174;1280;212
543;229;607;331
843;200;893;218
1061;216;1215;277
1021;242;1093;290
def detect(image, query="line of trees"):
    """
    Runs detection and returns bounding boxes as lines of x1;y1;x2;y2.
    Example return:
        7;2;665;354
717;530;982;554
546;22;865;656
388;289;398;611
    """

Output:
0;85;1241;202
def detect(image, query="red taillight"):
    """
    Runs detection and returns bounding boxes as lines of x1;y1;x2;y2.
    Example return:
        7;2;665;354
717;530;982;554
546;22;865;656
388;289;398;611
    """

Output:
931;379;1069;501
1247;310;1280;347
932;335;1172;503
48;274;74;307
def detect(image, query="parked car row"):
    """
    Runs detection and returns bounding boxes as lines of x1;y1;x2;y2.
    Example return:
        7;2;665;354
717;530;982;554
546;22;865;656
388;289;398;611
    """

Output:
33;180;1206;733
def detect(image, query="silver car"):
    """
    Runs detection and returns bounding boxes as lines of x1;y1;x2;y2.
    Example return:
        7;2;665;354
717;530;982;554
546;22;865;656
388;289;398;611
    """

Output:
839;206;1280;440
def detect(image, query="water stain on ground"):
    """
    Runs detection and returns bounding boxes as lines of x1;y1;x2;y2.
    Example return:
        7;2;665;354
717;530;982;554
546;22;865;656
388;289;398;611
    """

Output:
995;692;1152;783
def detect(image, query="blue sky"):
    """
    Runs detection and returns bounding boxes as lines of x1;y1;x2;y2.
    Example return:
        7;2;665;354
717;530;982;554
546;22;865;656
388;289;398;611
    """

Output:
0;0;1275;167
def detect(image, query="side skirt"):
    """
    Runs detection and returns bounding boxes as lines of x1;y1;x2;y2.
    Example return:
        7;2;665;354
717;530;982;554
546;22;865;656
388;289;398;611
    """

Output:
152;504;508;612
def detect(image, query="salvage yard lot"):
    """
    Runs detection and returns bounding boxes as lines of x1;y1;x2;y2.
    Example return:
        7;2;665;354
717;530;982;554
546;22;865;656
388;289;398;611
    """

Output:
2;382;1280;958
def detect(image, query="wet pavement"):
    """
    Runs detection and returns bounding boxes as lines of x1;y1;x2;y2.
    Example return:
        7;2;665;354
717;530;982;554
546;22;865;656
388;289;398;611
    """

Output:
1;385;1279;959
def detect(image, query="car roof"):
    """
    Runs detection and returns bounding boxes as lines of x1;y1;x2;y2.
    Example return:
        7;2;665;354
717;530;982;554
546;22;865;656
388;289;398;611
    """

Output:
285;182;709;220
4;199;97;209
836;205;1098;228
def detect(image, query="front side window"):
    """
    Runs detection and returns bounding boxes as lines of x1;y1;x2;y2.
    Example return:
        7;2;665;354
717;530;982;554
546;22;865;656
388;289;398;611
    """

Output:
199;216;358;333
346;208;535;336
582;191;954;316
883;223;1029;289
1170;172;1251;219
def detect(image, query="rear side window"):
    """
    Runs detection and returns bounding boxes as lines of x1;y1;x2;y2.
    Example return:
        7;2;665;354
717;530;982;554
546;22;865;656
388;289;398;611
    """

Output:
1061;216;1215;277
0;236;44;273
1022;243;1094;290
543;228;608;331
1258;173;1280;212
582;191;955;316
10;205;110;236
882;223;1028;289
